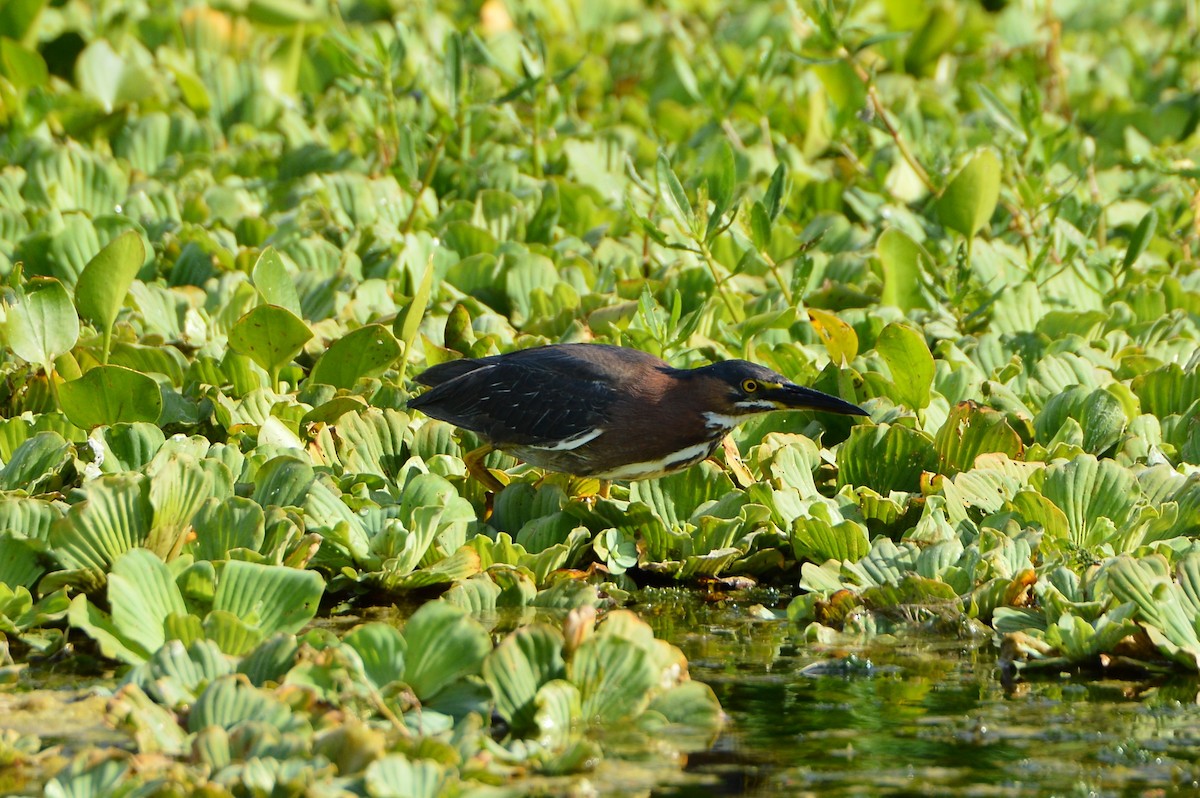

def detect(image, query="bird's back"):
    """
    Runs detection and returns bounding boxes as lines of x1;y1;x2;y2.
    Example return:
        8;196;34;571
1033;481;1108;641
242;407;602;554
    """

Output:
408;344;672;448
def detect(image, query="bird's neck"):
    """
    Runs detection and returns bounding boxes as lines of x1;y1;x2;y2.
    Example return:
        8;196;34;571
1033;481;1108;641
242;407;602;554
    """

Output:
661;370;745;440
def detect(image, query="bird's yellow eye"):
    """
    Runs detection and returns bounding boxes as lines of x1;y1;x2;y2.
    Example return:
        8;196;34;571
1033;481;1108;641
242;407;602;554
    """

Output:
741;379;758;393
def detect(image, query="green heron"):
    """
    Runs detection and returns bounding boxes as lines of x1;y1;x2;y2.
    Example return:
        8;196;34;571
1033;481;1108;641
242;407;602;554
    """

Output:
408;343;868;495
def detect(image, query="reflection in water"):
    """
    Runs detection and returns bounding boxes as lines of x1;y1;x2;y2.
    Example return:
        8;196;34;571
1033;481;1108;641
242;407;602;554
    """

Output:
639;590;1200;797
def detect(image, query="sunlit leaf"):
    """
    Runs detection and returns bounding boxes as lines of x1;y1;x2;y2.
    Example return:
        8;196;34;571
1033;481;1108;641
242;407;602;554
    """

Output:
937;149;1001;238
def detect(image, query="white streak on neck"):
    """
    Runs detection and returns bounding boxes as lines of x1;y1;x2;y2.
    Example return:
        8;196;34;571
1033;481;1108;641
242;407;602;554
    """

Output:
703;411;741;430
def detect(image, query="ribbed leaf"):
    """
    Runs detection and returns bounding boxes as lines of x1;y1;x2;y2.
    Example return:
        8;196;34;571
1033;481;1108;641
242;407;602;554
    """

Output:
146;454;227;559
212;559;324;637
49;474;153;584
190;497;265;561
533;679;582;750
251;456;315;508
837;423;938;493
364;755;451;798
571;634;656;724
792;506;870;563
334;409;411;480
483;624;566;734
934;401;1023;475
0;430;71;493
0;532;47;590
343;622;406;692
1037;455;1139;548
107;548;188;657
188;674;293;733
401;601;490;701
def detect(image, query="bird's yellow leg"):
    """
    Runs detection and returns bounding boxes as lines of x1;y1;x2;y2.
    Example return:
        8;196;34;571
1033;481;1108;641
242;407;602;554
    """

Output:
463;444;506;494
718;434;755;489
598;480;611;499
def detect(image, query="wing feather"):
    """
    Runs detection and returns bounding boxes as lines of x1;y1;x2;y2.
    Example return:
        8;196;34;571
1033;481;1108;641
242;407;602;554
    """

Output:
408;359;617;446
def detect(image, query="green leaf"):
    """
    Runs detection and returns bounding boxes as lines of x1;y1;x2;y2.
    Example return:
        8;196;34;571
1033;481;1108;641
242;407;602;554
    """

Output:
1036;454;1139;548
309;324;401;389
48;474;153;589
656;152;693;234
0;430;71;493
749;201;772;251
792;505;871;563
228;304;312;384
251;456;316;509
533;680;583;750
59;365;162;428
0;37;47;89
877;322;934;410
212;559;324;637
188;674;293;733
706;138;735;215
107;548;188;658
645;680;723;732
483;624;566;734
838;424;938;493
0;532;48;591
937;149;1001;238
343;623;407;691
1122;209;1157;272
0;0;48;46
7;279;79;370
394;253;434;378
571;634;656;724
76;39;158;113
764;162;789;221
364;755;451;798
74;230;145;364
189;498;265;561
974;83;1027;143
401;601;490;702
250;247;302;317
877;228;932;311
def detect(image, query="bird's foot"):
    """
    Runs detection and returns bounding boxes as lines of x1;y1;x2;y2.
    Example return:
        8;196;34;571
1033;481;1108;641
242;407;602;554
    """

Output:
464;443;507;494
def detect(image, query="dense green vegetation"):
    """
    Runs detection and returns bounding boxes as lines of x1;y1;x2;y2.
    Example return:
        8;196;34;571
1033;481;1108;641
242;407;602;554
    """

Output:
0;0;1197;794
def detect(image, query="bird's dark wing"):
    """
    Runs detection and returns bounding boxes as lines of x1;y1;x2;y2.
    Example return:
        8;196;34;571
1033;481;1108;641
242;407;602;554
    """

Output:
413;357;493;387
408;359;618;447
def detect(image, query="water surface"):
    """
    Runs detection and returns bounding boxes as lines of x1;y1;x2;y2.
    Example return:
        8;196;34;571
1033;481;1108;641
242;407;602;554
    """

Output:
638;590;1200;797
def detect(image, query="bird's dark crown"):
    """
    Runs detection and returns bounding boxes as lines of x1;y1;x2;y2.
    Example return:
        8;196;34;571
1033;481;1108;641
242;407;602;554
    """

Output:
689;359;790;387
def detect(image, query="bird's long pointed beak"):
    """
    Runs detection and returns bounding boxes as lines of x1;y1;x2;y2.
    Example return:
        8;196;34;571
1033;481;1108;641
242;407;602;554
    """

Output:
775;383;869;416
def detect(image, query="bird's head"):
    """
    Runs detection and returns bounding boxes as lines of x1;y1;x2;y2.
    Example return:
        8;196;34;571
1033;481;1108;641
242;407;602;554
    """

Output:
692;360;869;421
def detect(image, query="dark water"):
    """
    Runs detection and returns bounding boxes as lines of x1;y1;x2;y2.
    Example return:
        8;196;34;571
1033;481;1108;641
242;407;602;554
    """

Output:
637;591;1200;798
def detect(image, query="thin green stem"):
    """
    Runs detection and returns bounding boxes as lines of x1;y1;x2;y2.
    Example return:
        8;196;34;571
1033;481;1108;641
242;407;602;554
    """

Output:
698;240;741;323
838;47;936;195
399;129;449;236
761;251;794;307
